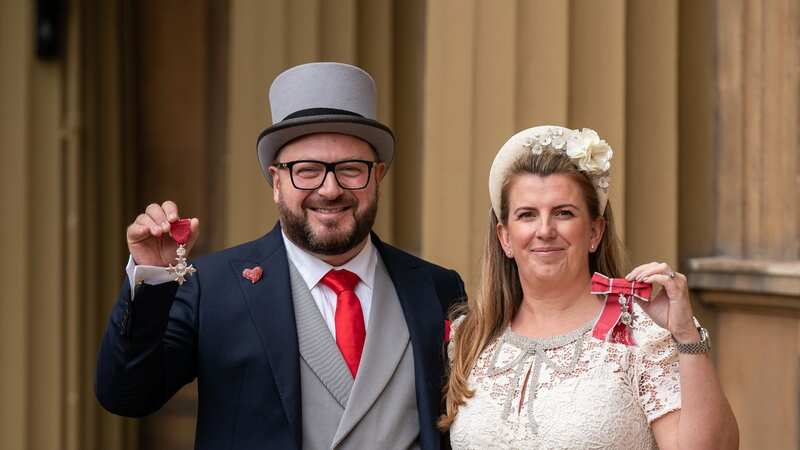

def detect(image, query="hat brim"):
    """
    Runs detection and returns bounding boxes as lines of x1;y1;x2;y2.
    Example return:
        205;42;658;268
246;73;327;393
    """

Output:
256;115;395;185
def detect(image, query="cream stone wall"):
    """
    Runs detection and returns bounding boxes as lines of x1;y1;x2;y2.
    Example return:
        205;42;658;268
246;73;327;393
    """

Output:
1;1;797;449
1;1;138;449
686;0;800;448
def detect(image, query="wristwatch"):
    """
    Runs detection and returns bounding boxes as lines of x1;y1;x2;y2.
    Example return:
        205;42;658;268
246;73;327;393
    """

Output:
673;327;711;354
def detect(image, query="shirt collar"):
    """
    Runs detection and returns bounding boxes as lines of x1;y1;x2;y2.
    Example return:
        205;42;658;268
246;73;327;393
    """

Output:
281;230;377;291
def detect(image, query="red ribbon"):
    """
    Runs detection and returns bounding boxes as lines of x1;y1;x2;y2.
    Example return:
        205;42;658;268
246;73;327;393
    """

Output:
590;273;652;346
169;218;192;245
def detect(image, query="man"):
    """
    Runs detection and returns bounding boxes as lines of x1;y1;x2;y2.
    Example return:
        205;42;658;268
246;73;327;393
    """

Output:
96;62;465;450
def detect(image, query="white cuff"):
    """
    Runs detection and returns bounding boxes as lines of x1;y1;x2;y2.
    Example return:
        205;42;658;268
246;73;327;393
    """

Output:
126;255;174;300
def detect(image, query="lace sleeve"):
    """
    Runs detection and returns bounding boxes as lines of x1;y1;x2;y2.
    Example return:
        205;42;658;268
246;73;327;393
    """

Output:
633;314;682;423
447;315;466;363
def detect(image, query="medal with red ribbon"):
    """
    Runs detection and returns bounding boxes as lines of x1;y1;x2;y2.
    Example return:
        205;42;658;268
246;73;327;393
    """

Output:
590;272;652;346
166;218;196;285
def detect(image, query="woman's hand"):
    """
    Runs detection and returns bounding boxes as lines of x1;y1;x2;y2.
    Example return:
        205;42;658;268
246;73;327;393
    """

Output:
626;262;699;343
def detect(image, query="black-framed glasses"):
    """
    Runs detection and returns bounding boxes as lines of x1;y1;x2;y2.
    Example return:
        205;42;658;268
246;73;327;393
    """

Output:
272;159;377;190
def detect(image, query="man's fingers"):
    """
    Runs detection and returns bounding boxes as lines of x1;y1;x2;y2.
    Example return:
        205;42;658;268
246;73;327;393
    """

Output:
162;200;179;222
145;203;170;232
127;223;154;243
133;201;190;247
189;217;200;235
135;213;162;236
187;217;201;249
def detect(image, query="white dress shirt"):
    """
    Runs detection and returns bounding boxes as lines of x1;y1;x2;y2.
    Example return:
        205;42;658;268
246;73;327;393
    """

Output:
281;231;375;337
125;231;376;338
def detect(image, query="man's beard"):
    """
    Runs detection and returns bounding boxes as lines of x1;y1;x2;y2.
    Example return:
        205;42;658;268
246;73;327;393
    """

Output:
278;192;378;256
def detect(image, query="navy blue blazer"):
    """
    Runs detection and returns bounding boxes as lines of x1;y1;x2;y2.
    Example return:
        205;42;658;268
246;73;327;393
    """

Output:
96;223;466;450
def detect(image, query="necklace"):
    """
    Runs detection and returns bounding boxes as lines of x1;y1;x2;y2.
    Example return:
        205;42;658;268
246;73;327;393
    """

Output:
488;321;593;433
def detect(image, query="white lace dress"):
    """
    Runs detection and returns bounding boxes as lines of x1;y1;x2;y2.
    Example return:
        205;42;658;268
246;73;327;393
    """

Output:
449;303;682;450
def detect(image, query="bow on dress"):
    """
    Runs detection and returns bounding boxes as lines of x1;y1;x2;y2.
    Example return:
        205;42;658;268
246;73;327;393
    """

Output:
590;273;652;346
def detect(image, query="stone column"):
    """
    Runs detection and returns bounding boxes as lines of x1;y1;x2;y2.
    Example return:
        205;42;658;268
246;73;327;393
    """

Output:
685;0;800;447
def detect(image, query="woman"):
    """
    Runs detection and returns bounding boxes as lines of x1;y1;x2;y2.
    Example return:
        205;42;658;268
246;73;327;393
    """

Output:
441;126;738;449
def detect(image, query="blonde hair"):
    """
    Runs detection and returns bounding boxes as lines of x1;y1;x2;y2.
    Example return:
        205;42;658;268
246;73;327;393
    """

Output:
438;150;626;430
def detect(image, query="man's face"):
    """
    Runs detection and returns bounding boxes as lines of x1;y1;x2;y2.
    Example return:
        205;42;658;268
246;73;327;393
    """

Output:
269;133;386;255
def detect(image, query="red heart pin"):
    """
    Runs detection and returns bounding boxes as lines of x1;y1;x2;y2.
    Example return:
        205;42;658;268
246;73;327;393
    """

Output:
242;266;263;284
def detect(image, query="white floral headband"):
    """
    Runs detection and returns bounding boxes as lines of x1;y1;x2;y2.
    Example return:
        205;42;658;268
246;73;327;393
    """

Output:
488;125;613;219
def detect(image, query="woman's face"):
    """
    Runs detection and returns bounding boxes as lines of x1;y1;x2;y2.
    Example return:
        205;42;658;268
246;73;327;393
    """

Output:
497;173;605;285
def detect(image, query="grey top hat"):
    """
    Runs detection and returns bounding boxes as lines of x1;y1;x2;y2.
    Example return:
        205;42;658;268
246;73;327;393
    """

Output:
256;62;395;185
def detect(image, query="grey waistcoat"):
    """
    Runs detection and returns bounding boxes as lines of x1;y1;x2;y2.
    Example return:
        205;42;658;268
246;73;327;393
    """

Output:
289;259;421;450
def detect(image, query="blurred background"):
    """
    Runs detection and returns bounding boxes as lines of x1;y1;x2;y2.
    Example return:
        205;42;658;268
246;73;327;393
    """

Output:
1;0;798;449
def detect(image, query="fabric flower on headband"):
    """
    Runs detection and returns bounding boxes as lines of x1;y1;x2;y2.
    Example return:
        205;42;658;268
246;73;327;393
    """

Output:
489;125;614;219
565;128;613;174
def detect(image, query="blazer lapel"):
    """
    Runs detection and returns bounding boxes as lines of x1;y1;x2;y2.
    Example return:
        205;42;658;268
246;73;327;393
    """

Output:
331;257;410;447
288;261;353;408
373;235;445;450
230;224;301;448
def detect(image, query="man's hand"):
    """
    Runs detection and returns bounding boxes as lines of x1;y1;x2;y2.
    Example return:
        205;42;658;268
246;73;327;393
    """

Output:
126;200;200;267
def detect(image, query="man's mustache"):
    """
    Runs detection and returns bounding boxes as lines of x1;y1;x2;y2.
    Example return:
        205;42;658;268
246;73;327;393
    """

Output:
302;196;357;210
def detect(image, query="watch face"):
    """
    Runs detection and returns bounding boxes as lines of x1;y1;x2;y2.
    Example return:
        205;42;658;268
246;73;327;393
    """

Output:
703;328;712;350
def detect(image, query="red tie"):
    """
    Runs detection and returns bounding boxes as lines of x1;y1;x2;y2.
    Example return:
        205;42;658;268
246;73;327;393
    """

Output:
320;269;365;378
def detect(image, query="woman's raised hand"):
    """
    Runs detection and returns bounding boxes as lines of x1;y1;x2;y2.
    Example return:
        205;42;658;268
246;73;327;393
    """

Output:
126;200;200;267
626;262;699;343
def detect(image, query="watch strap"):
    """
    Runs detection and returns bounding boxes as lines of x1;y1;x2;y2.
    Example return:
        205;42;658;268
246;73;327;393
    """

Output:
673;327;711;354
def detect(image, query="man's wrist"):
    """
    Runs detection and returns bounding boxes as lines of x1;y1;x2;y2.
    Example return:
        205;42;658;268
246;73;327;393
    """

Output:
127;255;175;300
